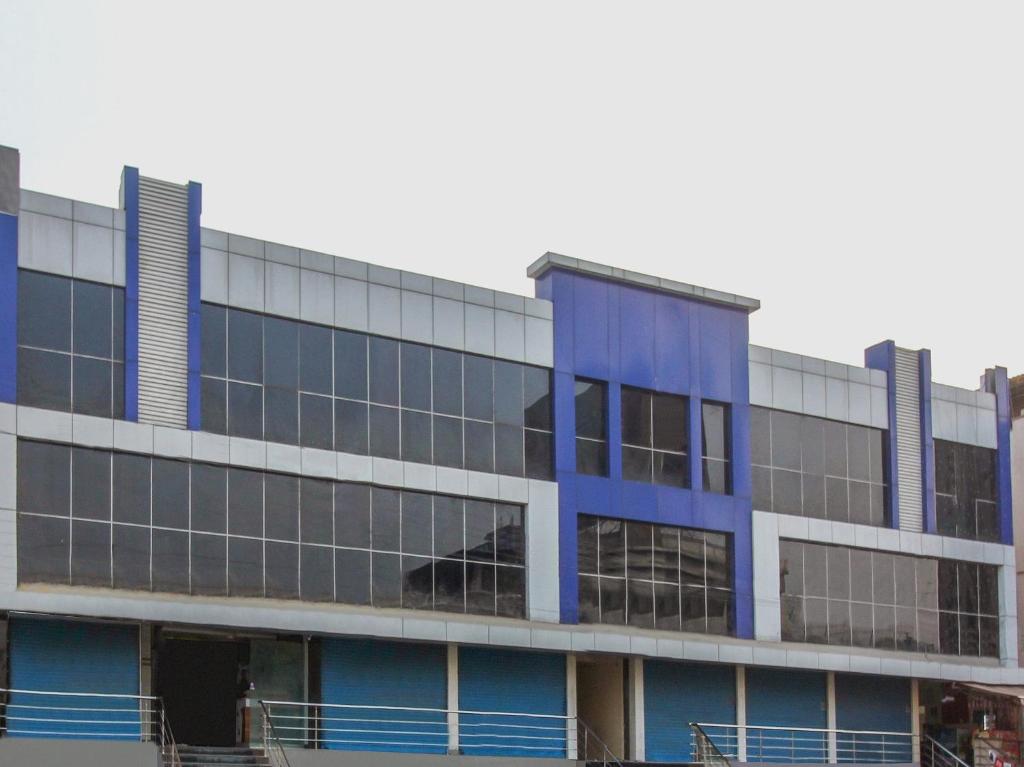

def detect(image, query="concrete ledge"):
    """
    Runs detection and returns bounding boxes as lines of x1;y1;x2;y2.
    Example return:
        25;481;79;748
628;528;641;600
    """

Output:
284;748;582;767
0;738;160;767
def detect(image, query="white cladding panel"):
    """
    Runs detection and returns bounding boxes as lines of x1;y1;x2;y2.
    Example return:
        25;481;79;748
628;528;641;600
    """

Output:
137;177;189;428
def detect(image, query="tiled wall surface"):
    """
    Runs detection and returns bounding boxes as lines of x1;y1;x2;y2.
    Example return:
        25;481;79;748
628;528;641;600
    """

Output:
199;228;554;368
931;382;998;449
748;346;888;430
18;191;125;287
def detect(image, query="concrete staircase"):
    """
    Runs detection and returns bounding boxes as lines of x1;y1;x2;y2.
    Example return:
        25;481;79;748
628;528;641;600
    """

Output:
177;746;271;767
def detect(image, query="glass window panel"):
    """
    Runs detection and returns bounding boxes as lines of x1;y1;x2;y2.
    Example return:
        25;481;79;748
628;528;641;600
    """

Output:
779;540;804;596
265;475;300;542
73;280;112;358
979;566;998;616
301;545;334;602
265;541;299;600
113;453;150;525
872;552;895;605
850;548;873;602
113;365;125;418
72;447;110;521
463;354;494;421
578;575;600;623
917;610;939;653
299;393;333;449
113;523;150;591
228;536;264;597
575;379;606;440
18;348;71;412
681;585;707;633
263;317;299;390
18;513;70;583
72;356;112;417
191;533;227;596
495;424;524;477
111;290;124;362
847;426;870;482
980;616;999;658
621;387;651;447
827;599;852;646
895;606;917;651
848;481;872;526
959;613;980;657
825;476;849;522
264;386;298;445
801;597;827;644
653;393;687;452
958;562;979;614
334;399;368;455
799;417;825;477
401;492;434;557
432;415;463;469
622;446;652;482
18;441;71;516
916;559;939;611
750;407;772;466
400;343;432;411
401;555;434;610
228;468;263;538
432;349;463;416
228;381;263;440
654;451;688;488
653;527;680;583
464;420;494;474
851;602;874;648
334;330;368;400
201;377;227;435
701;402;728;460
804;544;827;598
869;431;886;484
191;463;227;534
433;496;464;559
626;522;653;580
771;411;802;471
524;429;552;480
466;562;496;616
368;405;400;460
201;304;226;378
938;561;959;612
824;420;848;477
19;270;72;351
598;520;626;577
335;548;371;605
781;595;805;641
707;590;734;636
894;556;917;608
752;466;772;511
702;458;729;495
299;323;332;394
152;529;189;593
654;582;681;631
496;566;525;618
578;516;599;574
801;473;826;519
873;604;896;650
371;488;401;552
523;367;551;431
334;483;371;549
228;309;263;383
401;409;433;464
434;557;465;613
772;469;802;516
152;458;189;529
70;519;110;587
368;337;400;406
827;546;850;600
300;478;333;545
977;501;999;543
705;533;730;590
600;578;626;625
465;500;495;563
627;579;654;629
939;612;959;655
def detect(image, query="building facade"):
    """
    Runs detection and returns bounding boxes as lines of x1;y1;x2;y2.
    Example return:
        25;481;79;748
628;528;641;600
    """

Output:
0;145;1019;765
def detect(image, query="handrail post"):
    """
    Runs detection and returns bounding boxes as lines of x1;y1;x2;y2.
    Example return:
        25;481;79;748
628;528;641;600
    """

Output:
567;716;578;761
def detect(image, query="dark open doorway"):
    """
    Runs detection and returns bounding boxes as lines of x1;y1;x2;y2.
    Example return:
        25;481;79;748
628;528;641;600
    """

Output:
157;636;243;747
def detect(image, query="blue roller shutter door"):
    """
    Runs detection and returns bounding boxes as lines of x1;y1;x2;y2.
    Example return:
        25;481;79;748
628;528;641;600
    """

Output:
319;638;447;753
746;668;827;763
458;647;567;758
8;617;140;739
644;661;736;762
835;674;911;763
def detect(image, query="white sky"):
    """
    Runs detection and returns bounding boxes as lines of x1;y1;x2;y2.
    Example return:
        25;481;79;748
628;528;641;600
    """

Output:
1;1;1021;389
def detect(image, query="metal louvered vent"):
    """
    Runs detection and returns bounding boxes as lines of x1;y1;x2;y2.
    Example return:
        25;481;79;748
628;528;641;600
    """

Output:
894;348;923;532
137;177;189;428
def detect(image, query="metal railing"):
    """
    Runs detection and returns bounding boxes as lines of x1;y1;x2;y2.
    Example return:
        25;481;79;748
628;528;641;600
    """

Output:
694;722;915;764
0;688;181;766
260;699;611;760
692;722;734;767
260;701;293;767
921;735;971;767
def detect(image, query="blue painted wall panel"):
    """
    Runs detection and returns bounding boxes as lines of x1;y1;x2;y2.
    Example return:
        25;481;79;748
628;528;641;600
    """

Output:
985;367;1014;544
918;349;936;534
9;617;140;739
458;647;566;758
746;668;827;763
319;638;447;753
644;661;735;763
186;181;202;430
835;674;911;763
122;166;140;422
865;341;900;529
0;211;17;403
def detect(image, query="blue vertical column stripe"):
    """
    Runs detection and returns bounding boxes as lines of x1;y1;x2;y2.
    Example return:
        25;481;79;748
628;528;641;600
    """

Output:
918;349;936;534
186;181;203;430
0;211;17;403
984;367;1013;544
864;341;900;529
122;166;140;422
